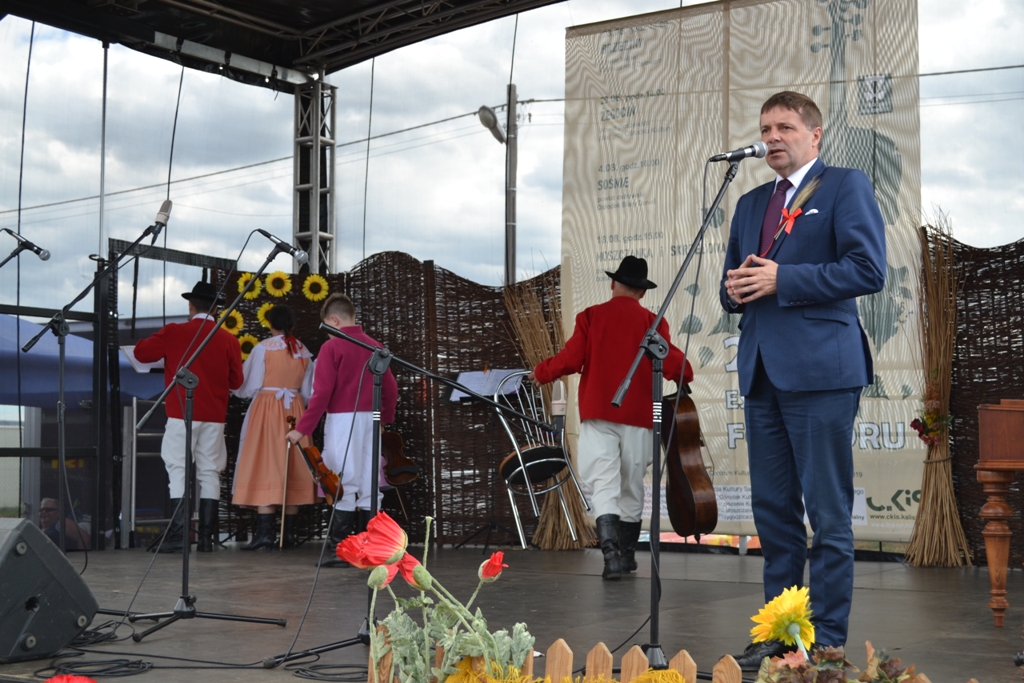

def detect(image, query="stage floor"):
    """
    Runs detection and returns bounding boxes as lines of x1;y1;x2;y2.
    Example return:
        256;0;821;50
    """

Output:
0;542;1019;682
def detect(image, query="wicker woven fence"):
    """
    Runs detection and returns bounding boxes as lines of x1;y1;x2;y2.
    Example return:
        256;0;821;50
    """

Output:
213;252;559;546
948;236;1024;566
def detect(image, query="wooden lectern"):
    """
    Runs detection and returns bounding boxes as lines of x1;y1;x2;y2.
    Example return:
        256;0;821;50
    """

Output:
976;398;1024;626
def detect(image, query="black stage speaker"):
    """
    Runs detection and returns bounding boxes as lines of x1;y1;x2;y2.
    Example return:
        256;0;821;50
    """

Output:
0;518;98;662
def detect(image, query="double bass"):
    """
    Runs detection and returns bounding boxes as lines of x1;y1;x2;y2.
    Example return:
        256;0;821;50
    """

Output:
660;389;718;537
286;416;343;505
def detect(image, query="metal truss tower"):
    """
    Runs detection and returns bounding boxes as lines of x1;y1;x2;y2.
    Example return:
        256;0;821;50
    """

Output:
293;78;337;274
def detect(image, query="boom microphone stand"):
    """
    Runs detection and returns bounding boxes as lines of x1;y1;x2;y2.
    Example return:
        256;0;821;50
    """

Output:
128;236;299;641
267;323;550;666
611;159;743;668
21;214;156;554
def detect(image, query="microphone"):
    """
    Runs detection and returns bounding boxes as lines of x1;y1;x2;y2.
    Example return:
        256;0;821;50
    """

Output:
150;200;172;240
709;141;768;162
2;228;50;260
257;229;309;265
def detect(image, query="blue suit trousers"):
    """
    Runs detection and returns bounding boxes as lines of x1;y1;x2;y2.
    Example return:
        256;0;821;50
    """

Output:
745;358;860;647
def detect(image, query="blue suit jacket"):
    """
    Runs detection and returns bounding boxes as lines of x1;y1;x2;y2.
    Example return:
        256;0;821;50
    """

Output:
719;158;886;395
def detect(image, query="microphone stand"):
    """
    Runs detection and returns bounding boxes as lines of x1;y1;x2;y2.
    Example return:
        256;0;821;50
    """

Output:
610;160;741;669
127;243;292;642
21;220;164;553
267;322;549;666
0;246;26;270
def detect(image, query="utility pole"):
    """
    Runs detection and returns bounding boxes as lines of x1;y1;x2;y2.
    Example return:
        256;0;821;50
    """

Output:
504;83;517;286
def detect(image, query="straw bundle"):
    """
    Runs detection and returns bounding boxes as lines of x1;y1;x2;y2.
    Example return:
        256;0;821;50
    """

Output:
904;221;972;567
503;270;596;550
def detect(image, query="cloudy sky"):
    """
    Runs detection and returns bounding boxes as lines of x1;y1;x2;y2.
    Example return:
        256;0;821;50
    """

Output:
0;0;1021;319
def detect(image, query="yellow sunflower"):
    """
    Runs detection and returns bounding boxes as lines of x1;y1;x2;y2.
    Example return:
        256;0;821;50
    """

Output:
302;273;329;302
256;302;275;328
220;309;244;336
234;272;260;299
750;585;814;650
265;271;292;298
238;333;260;361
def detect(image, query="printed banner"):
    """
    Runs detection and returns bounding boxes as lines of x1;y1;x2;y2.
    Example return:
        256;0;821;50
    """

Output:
563;0;921;541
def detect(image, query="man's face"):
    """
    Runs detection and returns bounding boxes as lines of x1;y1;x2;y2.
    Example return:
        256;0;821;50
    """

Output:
39;501;58;528
760;106;821;178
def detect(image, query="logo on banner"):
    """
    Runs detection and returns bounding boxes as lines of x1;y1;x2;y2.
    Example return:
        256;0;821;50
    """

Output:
858;74;893;115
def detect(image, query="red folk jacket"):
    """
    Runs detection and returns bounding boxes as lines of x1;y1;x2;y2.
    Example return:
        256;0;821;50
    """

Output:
134;314;244;423
533;296;693;429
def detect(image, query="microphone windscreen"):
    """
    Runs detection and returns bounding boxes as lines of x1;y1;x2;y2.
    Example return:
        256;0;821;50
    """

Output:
294;249;309;266
38;249;50;261
752;141;768;158
156;199;173;225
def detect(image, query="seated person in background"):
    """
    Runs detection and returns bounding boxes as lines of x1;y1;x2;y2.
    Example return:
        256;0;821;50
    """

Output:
38;497;91;550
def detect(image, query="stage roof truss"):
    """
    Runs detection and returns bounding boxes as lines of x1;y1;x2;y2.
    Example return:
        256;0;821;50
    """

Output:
0;0;565;91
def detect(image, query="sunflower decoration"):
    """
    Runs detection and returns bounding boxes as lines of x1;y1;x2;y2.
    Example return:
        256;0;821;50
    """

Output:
750;585;814;660
256;301;275;328
302;273;329;302
265;271;292;298
238;333;260;361
220;309;244;336
237;272;262;300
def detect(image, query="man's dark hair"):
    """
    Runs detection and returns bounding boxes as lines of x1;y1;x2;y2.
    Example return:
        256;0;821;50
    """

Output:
320;293;355;321
264;304;295;334
191;298;214;314
761;91;823;131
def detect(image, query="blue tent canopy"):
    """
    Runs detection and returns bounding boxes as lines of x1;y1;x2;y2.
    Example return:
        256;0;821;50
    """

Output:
0;314;164;408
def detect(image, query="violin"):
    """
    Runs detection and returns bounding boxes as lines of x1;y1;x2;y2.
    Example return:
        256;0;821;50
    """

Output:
660;389;718;538
381;429;420;487
287;416;343;505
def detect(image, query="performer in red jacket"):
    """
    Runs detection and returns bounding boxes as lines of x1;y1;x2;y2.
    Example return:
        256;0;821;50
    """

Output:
135;281;244;553
529;256;693;580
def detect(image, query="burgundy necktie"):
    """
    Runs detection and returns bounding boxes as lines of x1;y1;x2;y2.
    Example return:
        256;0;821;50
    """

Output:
759;178;792;256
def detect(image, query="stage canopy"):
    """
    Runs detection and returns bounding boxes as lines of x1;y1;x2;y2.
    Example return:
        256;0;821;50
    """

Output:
0;0;563;91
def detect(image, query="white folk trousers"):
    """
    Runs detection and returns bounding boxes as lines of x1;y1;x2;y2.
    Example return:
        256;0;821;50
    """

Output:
577;419;652;522
161;418;227;500
323;412;383;512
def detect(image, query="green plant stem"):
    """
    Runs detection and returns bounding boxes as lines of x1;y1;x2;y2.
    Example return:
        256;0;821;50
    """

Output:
465;579;485;611
369;587;380;683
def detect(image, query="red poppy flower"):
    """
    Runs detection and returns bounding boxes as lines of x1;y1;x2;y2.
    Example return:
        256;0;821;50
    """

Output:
478;551;508;582
336;511;408;568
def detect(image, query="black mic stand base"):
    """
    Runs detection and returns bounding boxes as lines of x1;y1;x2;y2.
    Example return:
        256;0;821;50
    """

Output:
128;594;287;642
454;521;520;552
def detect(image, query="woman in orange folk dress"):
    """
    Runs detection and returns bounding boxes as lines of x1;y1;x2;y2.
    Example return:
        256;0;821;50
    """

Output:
232;304;316;550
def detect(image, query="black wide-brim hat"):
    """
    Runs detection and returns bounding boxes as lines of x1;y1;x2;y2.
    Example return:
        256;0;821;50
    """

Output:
181;281;225;305
605;255;657;290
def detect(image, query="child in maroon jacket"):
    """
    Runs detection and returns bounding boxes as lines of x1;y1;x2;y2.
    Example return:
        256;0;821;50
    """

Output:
287;293;397;566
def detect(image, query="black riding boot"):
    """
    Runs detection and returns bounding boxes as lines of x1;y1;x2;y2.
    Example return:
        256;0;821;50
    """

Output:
619;520;642;573
282;515;298;549
595;514;622;580
319;509;355;567
356;508;372;533
241;513;276;551
154;498;185;553
197;498;218;552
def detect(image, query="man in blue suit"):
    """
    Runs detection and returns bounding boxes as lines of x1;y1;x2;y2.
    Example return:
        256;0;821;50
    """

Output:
720;91;885;669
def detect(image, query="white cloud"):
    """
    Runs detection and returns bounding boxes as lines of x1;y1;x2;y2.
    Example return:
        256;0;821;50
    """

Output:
0;0;1021;320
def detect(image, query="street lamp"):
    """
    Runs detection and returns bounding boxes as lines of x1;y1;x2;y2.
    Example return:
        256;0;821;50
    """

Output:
478;83;517;285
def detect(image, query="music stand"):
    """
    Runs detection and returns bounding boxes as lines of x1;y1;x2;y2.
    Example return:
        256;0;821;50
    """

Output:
611;160;743;669
266;326;548;666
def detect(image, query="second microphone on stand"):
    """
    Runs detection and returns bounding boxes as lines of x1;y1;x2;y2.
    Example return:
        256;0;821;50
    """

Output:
257;229;308;266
